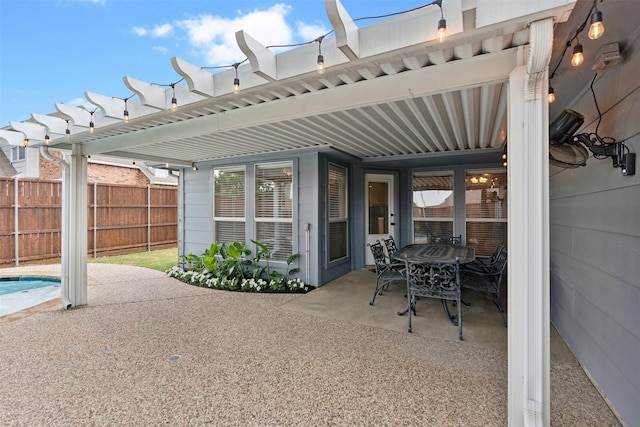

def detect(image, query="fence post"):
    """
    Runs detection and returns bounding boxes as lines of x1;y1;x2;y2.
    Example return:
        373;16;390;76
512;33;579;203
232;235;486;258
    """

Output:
13;176;19;266
148;185;152;252
93;181;97;258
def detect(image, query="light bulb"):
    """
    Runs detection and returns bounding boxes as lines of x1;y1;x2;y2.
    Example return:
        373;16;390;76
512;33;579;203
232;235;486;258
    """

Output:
171;97;178;112
123;110;129;123
317;54;325;74
233;77;240;94
501;153;507;160
588;10;604;40
502;161;508;168
548;87;556;103
437;18;446;43
44;135;51;145
89;122;95;133
23;139;30;147
571;44;584;67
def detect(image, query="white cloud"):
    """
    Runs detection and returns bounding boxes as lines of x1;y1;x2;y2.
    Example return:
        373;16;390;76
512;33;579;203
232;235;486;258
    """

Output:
177;3;294;65
152;24;173;38
132;26;147;37
296;21;329;42
131;3;330;66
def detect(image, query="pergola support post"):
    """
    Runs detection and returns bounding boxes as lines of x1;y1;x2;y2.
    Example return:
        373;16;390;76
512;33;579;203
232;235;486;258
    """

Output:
65;144;88;308
507;19;553;427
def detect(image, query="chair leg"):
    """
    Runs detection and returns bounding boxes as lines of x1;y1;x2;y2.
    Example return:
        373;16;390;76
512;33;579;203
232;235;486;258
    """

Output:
457;295;463;340
369;280;382;305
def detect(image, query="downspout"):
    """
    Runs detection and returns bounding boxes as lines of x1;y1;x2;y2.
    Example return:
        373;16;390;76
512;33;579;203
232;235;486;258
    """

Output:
304;223;310;285
40;146;72;309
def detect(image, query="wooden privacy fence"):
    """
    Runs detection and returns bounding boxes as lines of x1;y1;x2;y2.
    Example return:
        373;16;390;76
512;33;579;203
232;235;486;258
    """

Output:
0;177;178;266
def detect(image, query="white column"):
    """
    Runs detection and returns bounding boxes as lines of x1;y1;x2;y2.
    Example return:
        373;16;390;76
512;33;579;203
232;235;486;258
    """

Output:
507;18;553;427
66;144;88;307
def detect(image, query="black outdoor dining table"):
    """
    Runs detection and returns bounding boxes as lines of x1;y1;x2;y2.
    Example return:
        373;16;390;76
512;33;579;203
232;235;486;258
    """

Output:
393;243;475;325
392;243;475;265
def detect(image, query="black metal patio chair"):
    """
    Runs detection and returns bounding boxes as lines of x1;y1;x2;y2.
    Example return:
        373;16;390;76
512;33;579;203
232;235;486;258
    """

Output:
368;241;405;306
461;243;505;274
460;247;508;326
403;259;463;340
432;234;463;245
382;236;399;259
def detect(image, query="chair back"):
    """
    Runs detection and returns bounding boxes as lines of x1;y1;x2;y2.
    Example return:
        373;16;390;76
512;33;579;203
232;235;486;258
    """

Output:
405;260;460;300
367;241;388;273
433;234;463;245
382;236;399;258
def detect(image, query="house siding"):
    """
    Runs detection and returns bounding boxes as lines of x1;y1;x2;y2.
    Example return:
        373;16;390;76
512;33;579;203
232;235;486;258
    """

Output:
549;30;640;426
182;151;322;286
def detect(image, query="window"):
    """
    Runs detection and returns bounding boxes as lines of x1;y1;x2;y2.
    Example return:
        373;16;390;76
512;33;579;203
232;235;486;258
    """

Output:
255;162;293;262
412;172;454;243
214;166;245;244
328;163;348;261
11;146;25;161
465;170;507;256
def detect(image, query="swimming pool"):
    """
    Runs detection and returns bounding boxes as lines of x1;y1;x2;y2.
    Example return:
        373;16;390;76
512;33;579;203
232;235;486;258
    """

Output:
0;277;61;317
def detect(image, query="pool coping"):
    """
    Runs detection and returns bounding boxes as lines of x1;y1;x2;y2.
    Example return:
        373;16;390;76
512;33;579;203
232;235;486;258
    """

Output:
0;273;98;325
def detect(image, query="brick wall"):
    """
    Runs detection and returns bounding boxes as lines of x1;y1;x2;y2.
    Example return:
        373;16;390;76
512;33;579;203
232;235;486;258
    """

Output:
39;152;150;185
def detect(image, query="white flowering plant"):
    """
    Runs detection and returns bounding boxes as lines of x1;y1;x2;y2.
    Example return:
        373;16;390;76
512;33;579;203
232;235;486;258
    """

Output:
167;241;308;293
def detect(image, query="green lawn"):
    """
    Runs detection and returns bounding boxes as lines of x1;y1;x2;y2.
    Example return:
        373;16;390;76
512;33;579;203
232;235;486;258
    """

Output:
88;248;178;272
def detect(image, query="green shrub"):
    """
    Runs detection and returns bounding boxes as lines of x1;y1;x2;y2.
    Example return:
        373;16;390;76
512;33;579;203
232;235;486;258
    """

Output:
167;240;308;293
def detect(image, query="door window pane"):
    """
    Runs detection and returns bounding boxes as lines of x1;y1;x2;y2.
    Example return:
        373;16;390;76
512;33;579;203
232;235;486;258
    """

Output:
413;172;454;243
465;171;507;256
368;181;388;234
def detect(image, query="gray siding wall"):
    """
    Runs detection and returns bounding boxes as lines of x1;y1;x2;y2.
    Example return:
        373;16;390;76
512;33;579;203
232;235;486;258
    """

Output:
181;151;320;286
549;31;640;425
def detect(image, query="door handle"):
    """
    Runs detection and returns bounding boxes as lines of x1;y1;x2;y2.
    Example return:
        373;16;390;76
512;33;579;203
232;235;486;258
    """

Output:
390;222;395;226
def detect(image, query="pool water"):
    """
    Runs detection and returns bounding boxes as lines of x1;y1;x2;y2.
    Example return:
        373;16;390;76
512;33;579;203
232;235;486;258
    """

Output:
0;277;61;317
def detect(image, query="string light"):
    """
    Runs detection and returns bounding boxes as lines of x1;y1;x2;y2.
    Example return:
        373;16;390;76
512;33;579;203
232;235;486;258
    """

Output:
65;120;71;138
548;87;556;104
316;36;325;74
149;79;183;112
233;63;241;94
44;134;51;144
23;138;30;147
571;41;584;67
171;84;178;111
435;0;446;42
122;96;132;122
588;1;604;40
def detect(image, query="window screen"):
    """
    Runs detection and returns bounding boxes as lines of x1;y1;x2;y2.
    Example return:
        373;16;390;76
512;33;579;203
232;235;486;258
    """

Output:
328;163;348;261
255;162;293;261
412;172;454;243
465;170;507;256
214;166;245;244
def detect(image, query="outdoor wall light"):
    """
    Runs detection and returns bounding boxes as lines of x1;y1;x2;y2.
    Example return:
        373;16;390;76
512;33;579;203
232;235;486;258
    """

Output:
549;109;635;175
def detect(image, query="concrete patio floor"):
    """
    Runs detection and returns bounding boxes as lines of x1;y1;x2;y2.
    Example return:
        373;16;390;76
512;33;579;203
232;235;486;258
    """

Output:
0;264;621;426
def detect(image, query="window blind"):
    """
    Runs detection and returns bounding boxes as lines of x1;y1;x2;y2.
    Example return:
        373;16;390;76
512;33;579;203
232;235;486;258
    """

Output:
214;166;246;244
412;172;454;243
328;163;348;261
255;162;293;261
465;170;507;256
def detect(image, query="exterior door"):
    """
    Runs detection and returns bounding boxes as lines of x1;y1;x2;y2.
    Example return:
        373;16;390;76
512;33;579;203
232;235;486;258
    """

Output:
365;173;395;265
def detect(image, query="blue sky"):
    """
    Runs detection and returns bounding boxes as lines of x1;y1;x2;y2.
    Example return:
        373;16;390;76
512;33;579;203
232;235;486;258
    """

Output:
0;0;424;127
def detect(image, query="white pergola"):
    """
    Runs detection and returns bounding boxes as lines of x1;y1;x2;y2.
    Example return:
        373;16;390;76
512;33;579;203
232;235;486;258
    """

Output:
0;1;577;425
